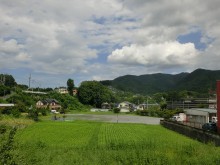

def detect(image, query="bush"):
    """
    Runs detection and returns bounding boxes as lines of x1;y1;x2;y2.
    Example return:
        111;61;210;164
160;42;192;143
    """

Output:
39;108;48;116
0;126;17;165
27;108;39;121
11;108;21;118
113;108;120;113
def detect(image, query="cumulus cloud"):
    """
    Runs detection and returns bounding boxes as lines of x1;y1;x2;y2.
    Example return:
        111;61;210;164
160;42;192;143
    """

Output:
108;42;199;68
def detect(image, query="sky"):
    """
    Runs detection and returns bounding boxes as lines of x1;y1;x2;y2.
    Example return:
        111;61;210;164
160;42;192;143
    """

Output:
0;0;220;88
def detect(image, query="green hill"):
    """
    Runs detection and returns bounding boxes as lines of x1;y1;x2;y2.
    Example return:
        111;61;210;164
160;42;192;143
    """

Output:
100;68;220;95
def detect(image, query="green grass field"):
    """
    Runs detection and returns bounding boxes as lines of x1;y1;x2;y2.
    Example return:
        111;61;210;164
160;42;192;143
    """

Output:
14;120;220;165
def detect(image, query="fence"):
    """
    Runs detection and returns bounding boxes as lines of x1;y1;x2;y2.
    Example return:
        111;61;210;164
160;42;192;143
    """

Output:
180;121;203;129
160;120;220;146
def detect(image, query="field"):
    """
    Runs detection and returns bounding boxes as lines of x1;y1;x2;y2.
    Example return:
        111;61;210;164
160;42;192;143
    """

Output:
14;120;220;165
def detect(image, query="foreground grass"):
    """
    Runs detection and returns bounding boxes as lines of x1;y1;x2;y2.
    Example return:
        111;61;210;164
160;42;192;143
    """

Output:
14;120;220;165
0;115;34;128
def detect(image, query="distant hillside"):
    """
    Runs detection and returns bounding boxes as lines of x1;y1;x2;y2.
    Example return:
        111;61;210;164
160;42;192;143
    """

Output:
100;68;220;95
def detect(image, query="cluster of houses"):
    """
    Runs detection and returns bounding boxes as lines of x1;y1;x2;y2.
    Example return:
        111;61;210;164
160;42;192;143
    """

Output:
91;101;159;112
28;95;220;127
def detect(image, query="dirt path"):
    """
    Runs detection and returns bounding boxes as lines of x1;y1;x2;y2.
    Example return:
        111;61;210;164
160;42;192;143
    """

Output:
64;114;162;125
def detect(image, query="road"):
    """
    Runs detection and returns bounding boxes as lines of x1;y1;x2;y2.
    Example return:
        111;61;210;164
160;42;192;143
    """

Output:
64;114;162;125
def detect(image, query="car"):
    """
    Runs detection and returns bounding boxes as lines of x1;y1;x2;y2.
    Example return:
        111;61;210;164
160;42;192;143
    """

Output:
202;122;217;132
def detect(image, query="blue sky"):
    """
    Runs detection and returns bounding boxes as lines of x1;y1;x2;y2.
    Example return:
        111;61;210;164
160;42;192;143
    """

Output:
0;0;220;88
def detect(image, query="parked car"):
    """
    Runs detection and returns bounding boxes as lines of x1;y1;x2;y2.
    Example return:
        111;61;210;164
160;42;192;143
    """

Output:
202;122;217;132
51;109;59;114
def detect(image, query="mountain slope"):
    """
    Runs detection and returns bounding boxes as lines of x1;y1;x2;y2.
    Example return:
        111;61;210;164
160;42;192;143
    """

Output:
100;68;220;95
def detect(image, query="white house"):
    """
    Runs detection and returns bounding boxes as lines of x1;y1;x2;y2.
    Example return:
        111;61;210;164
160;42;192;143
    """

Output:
118;101;133;112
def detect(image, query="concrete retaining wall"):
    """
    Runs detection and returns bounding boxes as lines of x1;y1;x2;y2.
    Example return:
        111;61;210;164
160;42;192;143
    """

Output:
160;120;220;146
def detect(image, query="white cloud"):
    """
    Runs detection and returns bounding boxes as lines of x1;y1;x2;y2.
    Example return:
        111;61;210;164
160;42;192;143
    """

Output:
0;39;23;54
108;42;198;68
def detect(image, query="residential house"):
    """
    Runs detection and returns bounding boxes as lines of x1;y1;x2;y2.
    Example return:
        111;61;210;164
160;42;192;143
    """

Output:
55;87;68;94
36;99;61;110
118;101;134;112
101;102;111;109
73;89;78;95
136;103;159;110
55;87;78;95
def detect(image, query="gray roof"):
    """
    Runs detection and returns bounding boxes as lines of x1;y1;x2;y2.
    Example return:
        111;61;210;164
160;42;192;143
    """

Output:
184;108;217;113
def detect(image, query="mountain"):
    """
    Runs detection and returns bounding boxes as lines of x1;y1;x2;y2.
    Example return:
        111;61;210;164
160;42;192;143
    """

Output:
100;68;220;95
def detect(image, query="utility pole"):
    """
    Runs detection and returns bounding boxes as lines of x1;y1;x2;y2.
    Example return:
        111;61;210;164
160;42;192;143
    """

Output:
29;74;31;89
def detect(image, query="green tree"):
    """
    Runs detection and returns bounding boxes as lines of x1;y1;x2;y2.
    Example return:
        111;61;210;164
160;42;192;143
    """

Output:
0;85;11;96
78;81;114;108
0;74;16;87
67;79;74;96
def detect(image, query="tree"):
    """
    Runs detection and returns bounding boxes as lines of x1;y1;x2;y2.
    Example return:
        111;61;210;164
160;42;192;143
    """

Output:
0;74;16;87
67;79;74;96
78;81;114;108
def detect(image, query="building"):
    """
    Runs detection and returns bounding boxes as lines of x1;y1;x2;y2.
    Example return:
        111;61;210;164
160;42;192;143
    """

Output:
136;103;159;110
184;108;217;124
73;89;77;95
0;103;15;108
118;101;134;112
55;87;68;94
101;102;111;109
36;99;61;110
167;98;217;110
55;87;78;95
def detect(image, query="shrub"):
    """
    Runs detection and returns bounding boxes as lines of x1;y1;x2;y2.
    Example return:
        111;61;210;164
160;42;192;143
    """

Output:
27;108;39;121
113;108;120;113
11;108;21;118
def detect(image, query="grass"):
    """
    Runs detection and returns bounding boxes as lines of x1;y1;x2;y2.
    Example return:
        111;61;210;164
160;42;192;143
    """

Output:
0;115;34;128
13;120;220;165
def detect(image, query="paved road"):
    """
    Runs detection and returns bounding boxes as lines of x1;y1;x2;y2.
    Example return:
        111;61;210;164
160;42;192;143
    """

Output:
64;114;162;125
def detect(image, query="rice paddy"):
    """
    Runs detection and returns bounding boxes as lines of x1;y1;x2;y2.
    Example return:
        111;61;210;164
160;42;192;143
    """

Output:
14;120;220;164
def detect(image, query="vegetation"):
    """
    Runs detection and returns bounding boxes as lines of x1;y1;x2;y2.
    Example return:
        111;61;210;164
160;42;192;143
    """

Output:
78;81;116;108
0;74;17;87
67;78;74;96
0;125;18;165
100;68;220;95
11;121;220;164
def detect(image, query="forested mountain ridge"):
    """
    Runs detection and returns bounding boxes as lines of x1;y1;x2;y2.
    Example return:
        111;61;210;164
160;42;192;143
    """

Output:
100;68;220;95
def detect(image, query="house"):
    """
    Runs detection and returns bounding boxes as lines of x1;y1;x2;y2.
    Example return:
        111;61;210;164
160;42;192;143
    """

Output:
101;102;111;109
55;87;68;94
118;101;134;112
36;99;61;110
55;87;78;95
184;108;217;124
73;89;78;95
136;103;159;110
